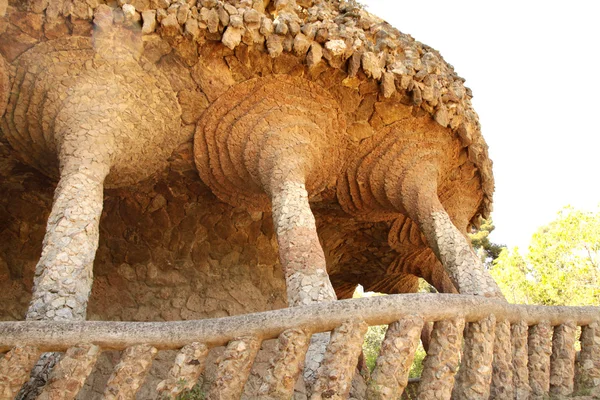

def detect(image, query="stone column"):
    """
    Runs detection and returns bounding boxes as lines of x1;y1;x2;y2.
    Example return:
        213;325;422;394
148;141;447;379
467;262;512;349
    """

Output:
3;21;182;397
367;315;424;399
489;319;514;400
417;318;465;400
512;321;531;399
575;321;600;395
193;75;348;391
398;164;502;297
550;321;577;398
528;321;553;399
453;314;497;399
3;17;182;325
271;180;336;307
26;153;109;321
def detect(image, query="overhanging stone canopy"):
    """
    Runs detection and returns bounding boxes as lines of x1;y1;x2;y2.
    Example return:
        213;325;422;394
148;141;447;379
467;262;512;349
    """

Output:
0;0;507;398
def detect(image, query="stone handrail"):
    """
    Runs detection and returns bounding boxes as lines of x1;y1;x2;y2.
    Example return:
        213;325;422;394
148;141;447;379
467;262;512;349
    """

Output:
1;293;599;399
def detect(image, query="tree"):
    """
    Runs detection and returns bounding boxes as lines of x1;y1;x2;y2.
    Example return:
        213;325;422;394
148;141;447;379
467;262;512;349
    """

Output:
469;219;505;266
490;206;600;306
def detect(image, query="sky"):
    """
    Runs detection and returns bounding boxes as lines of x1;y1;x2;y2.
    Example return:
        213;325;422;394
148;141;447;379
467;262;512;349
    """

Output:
360;0;600;249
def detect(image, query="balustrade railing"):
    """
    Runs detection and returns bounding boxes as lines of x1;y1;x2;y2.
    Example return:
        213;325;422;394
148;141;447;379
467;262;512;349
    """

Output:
0;294;598;399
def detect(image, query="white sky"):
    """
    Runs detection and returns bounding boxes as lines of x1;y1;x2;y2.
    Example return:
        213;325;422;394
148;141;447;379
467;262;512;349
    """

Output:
360;0;600;248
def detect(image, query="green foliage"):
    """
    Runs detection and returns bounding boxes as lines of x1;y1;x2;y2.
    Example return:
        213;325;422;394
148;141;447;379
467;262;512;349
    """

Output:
408;345;426;378
469;219;505;266
174;383;206;400
362;324;387;371
491;206;600;306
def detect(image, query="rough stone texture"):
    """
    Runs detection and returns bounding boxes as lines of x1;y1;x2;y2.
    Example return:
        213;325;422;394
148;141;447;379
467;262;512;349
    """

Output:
416;318;465;400
366;315;424;400
156;342;209;398
0;345;41;399
37;344;101;400
575;322;600;395
337;119;501;298
259;328;311;399
452;314;496;399
0;0;499;329
512;321;531;399
528;321;553;399
304;332;331;390
103;344;158;400
489;319;513;400
0;0;537;397
3;28;181;323
206;336;261;400
549;321;577;398
311;319;368;400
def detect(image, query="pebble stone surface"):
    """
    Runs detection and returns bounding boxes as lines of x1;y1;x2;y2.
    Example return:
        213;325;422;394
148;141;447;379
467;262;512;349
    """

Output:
550;321;577;398
0;0;500;329
310;319;368;400
366;315;424;400
0;345;42;399
156;342;210;398
511;321;532;400
0;1;550;399
489;319;514;400
527;321;553;399
37;344;101;400
416;318;465;400
259;328;311;399
452;314;497;400
575;322;600;396
103;344;159;400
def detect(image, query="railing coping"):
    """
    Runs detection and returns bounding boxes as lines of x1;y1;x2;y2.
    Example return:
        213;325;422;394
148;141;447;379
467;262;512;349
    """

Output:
1;293;598;352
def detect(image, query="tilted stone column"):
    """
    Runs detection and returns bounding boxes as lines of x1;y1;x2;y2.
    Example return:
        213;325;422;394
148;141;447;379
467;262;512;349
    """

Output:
104;344;158;400
1;15;182;323
397;167;503;298
37;344;101;400
0;346;41;398
207;336;262;400
259;328;311;399
2;16;182;396
367;315;424;400
337;121;503;299
194;74;348;388
310;319;368;400
156;342;209;399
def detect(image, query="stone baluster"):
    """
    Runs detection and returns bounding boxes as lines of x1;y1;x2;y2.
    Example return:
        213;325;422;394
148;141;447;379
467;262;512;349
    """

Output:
489;319;513;400
453;314;497;399
310;320;368;400
366;315;424;400
103;344;158;400
575;321;600;395
259;328;311;399
512;321;531;399
156;342;209;399
528;321;553;399
0;346;41;398
549;321;577;398
207;336;262;400
37;344;101;400
417;318;465;400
